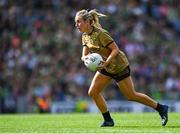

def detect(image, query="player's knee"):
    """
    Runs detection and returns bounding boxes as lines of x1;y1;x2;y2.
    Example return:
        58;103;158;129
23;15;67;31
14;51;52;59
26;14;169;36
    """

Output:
126;94;137;101
88;90;94;97
88;89;98;98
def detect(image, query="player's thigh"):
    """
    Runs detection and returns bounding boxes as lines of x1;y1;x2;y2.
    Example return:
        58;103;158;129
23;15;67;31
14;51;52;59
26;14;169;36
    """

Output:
116;76;136;97
89;71;112;94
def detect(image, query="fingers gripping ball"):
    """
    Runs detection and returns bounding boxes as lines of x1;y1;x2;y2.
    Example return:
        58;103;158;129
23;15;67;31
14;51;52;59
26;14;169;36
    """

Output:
84;53;103;71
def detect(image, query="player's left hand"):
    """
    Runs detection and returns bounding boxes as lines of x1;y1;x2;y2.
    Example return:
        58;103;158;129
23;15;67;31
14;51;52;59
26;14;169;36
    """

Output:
97;61;108;71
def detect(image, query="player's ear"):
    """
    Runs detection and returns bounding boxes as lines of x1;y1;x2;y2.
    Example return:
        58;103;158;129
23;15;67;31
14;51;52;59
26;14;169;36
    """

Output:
89;19;94;26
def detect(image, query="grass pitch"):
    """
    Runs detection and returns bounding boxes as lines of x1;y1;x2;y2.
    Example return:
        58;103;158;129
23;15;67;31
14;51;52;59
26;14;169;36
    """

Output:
0;113;179;133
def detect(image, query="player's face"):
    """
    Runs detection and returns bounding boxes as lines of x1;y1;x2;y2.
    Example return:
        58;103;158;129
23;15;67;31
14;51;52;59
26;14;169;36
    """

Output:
75;16;89;33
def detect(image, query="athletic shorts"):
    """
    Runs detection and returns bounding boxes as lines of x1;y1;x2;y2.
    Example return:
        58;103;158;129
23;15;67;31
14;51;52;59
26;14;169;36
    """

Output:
99;66;131;82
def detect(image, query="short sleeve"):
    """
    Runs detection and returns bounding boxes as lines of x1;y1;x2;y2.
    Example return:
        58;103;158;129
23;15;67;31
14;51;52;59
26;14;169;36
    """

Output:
99;32;114;47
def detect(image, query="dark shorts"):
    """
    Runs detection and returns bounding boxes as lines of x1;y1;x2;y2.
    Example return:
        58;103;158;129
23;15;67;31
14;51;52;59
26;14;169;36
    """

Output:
99;66;131;82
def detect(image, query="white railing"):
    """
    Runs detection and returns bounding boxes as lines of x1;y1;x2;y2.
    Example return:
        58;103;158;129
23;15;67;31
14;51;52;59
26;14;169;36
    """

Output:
50;100;180;113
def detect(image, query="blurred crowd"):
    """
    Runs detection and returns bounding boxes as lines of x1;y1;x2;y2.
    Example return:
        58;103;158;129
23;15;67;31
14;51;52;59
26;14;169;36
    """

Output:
0;0;180;113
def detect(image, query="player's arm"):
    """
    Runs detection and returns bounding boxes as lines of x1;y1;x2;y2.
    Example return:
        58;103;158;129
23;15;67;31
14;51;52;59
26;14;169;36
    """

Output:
98;31;119;69
99;42;119;69
105;42;119;65
81;45;89;61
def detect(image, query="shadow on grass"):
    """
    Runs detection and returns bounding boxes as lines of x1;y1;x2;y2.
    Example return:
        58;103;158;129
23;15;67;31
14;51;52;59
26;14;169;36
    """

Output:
166;126;180;128
115;125;180;128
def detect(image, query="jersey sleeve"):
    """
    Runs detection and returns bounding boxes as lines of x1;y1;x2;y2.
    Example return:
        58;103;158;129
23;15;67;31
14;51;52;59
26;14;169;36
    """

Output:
99;31;114;47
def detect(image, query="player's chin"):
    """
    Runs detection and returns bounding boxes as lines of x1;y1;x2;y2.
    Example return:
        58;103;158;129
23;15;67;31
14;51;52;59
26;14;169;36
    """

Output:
77;28;82;32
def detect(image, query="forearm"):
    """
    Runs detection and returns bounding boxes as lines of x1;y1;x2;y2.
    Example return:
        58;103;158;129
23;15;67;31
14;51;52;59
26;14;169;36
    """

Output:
105;49;119;65
81;46;89;61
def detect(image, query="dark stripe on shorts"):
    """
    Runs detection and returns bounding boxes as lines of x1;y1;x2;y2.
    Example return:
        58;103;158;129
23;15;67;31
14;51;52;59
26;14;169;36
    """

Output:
99;66;131;82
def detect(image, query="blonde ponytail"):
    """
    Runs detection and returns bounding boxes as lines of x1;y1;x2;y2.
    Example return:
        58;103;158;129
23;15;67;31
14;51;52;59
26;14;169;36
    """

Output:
75;9;107;28
89;9;107;28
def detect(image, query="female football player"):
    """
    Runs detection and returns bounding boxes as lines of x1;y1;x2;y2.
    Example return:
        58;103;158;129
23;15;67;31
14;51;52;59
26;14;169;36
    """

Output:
74;9;168;127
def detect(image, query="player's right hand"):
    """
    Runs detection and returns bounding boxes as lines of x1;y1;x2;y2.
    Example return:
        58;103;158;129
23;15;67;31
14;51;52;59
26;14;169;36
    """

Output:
81;55;88;62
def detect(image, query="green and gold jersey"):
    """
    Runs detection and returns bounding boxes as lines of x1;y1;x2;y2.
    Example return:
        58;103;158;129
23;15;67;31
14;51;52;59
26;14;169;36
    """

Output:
82;27;129;74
